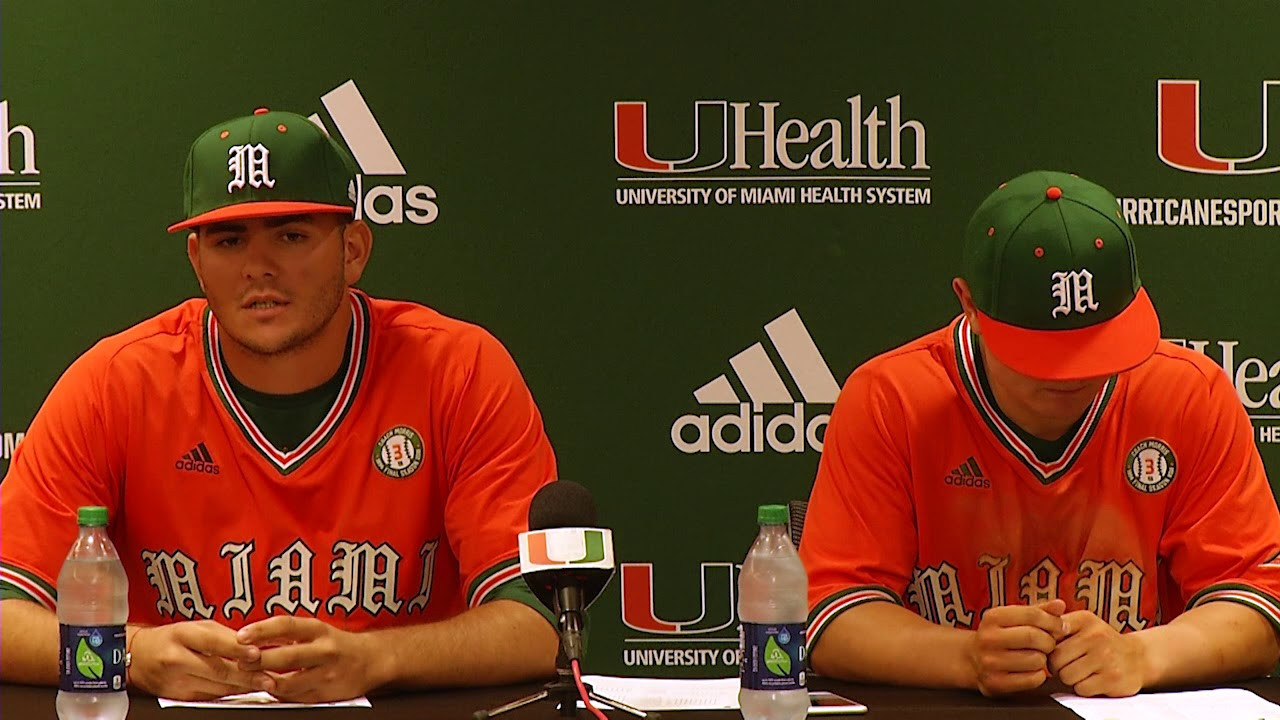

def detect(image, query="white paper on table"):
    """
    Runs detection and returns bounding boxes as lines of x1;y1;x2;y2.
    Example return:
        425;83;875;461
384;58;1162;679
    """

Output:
157;691;372;709
1053;688;1280;720
574;675;740;711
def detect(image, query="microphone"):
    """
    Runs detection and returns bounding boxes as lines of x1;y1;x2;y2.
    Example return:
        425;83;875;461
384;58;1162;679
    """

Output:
519;481;615;664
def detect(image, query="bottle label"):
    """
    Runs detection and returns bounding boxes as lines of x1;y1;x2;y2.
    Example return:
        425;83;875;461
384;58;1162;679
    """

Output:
59;624;126;693
739;622;806;691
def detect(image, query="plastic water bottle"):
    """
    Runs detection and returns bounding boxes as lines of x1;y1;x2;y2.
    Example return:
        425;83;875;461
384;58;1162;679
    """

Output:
738;504;808;720
56;506;129;720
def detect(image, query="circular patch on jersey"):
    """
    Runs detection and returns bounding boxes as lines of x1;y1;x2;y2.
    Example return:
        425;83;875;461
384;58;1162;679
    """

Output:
1125;438;1177;494
373;425;424;479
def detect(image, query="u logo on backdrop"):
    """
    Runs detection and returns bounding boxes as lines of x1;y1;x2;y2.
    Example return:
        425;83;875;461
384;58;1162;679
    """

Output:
1158;79;1280;175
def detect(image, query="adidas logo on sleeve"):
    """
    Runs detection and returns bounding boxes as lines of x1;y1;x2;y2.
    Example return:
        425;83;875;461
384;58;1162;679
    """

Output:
175;442;221;475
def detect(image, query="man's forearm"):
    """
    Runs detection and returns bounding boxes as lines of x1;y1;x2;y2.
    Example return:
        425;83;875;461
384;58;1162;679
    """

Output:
810;601;976;689
1;598;59;684
1136;601;1279;689
1;598;151;687
367;599;558;690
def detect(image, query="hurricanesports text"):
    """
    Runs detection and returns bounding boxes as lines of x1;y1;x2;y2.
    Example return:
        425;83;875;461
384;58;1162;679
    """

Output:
1118;196;1280;227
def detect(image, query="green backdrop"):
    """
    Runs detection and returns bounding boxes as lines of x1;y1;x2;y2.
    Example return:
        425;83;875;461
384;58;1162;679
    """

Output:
4;1;1280;677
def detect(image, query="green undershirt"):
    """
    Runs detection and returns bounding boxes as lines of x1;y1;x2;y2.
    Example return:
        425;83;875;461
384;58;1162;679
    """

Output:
971;345;1086;464
221;334;351;452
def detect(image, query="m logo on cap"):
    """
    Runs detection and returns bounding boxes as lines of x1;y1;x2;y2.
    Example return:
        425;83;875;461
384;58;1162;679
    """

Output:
1051;269;1099;318
226;143;275;193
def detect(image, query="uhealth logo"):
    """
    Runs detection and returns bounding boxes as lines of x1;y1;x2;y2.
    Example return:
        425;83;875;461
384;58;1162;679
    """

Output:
308;80;439;225
1158;79;1280;175
615;96;929;174
0;100;41;211
672;309;839;454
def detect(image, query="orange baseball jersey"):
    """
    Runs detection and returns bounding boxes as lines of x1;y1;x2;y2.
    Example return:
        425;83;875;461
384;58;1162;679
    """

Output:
802;315;1280;652
1;290;557;630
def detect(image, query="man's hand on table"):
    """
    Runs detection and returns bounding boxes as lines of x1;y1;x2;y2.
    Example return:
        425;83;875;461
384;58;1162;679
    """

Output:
128;620;270;700
235;616;386;703
968;598;1066;696
1049;609;1146;698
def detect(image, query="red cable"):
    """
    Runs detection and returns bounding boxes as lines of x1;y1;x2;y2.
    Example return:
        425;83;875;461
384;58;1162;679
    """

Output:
571;658;610;720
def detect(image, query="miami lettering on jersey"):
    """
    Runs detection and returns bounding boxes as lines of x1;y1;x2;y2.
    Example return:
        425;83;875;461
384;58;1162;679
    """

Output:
802;316;1280;653
139;538;440;623
904;557;1146;632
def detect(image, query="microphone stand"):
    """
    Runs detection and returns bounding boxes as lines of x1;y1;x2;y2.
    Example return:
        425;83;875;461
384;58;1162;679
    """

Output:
473;604;659;719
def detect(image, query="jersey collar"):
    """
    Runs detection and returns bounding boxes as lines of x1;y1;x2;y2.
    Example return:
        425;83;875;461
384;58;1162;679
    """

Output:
202;291;372;474
953;315;1114;485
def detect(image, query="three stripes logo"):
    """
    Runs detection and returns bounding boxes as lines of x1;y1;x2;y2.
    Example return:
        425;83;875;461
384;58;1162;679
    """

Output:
175;442;221;475
671;309;839;454
307;80;439;225
944;456;989;489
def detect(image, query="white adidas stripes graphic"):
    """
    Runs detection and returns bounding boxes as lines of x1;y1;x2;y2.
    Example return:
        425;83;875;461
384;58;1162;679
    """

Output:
306;79;439;226
672;309;838;454
308;80;406;175
693;309;840;405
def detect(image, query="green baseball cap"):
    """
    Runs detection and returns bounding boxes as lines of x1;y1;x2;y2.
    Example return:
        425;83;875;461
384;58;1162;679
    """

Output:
962;170;1159;381
168;108;357;233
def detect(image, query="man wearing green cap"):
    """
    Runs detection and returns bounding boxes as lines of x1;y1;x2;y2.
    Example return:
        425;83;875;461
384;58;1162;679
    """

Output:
0;109;559;701
801;171;1280;697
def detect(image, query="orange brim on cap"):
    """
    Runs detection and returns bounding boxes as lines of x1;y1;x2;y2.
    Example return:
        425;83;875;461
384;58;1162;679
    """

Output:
167;201;355;233
975;287;1160;381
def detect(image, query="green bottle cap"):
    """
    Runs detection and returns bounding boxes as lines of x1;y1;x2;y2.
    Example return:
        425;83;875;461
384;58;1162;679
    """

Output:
757;504;787;525
77;506;108;527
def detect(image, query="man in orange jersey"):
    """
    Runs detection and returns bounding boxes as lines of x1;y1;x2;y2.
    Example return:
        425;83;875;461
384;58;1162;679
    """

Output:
0;108;559;701
801;171;1280;698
